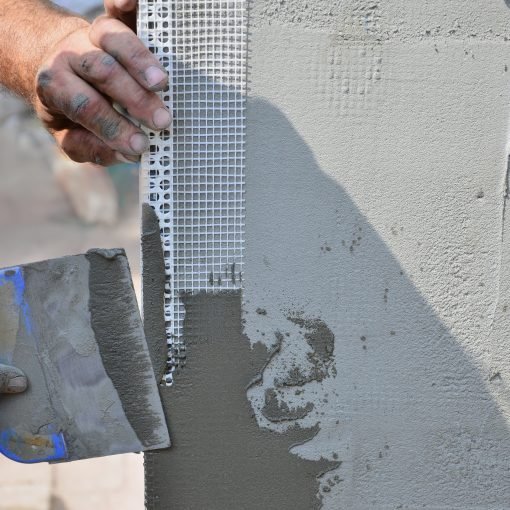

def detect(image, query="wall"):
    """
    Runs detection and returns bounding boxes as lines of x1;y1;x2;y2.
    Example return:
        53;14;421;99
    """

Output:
146;0;510;507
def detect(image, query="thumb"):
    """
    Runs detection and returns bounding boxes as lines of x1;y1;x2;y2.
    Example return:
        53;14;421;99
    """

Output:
0;364;28;394
104;0;137;32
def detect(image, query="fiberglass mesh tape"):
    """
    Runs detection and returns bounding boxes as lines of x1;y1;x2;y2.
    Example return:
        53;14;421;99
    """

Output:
138;1;247;384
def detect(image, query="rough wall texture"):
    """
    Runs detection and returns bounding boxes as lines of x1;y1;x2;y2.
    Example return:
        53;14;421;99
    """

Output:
146;0;510;508
244;0;510;507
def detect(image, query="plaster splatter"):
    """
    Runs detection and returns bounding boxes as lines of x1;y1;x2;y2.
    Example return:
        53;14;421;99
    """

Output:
261;388;314;422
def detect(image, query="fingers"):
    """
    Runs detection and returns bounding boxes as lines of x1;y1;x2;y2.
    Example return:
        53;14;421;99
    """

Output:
36;67;150;157
33;13;168;165
104;0;137;31
54;127;138;166
0;364;27;394
66;39;171;131
90;16;168;92
105;0;137;12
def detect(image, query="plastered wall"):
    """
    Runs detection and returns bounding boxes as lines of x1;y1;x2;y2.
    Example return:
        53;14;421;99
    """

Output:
146;1;510;508
244;0;510;507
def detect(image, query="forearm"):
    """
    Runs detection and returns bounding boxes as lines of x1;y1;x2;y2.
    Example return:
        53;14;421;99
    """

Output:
0;0;88;104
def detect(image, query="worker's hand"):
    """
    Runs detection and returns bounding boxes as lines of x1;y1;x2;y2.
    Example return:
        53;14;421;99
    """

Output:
0;364;27;394
34;16;170;166
104;0;137;32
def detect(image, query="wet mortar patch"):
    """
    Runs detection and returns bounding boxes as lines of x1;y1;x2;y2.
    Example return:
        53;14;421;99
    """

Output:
144;291;337;509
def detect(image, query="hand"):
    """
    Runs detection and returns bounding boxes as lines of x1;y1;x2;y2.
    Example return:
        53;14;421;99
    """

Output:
34;16;170;166
0;364;27;394
104;0;137;32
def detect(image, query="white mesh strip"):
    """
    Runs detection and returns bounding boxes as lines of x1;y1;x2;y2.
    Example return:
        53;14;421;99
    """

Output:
138;0;247;385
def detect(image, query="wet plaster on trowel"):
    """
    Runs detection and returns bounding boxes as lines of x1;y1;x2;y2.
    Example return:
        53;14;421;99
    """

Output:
0;250;168;462
86;249;167;449
141;204;168;383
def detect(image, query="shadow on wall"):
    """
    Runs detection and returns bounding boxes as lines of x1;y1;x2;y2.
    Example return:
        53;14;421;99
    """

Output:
244;97;510;507
142;55;510;506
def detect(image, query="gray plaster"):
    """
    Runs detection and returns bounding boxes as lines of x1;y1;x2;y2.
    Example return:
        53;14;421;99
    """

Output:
250;0;510;40
287;316;334;364
144;292;337;509
143;1;510;507
86;249;169;450
0;280;18;364
242;4;510;503
141;203;168;383
261;388;314;422
0;251;169;462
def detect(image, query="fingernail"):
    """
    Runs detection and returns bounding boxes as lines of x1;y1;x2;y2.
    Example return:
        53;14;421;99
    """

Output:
114;0;136;10
145;66;167;90
115;151;140;164
153;108;172;129
7;375;27;394
129;133;149;154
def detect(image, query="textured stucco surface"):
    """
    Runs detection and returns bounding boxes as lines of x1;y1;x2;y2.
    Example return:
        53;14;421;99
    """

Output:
145;0;510;508
242;0;510;507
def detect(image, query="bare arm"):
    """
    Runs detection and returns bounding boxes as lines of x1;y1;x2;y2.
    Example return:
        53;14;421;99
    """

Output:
0;1;87;103
0;0;171;165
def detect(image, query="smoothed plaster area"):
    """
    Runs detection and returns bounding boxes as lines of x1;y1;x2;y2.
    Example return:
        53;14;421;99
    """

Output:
145;1;510;508
243;0;510;507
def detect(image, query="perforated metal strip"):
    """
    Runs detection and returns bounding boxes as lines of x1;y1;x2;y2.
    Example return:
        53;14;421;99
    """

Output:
138;0;247;385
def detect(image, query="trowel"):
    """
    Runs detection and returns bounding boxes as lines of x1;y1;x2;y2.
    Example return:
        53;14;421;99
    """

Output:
0;249;170;463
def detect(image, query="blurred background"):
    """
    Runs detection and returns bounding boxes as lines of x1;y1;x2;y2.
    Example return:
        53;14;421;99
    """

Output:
0;1;145;505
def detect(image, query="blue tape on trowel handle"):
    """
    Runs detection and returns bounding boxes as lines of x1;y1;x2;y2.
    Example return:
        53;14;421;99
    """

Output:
0;429;68;464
